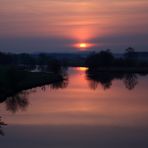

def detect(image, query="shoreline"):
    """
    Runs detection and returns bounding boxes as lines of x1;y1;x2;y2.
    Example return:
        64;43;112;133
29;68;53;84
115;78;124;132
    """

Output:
0;71;65;102
86;67;148;73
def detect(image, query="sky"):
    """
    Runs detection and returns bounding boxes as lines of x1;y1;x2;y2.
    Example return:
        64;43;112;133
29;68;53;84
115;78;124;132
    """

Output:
0;0;148;53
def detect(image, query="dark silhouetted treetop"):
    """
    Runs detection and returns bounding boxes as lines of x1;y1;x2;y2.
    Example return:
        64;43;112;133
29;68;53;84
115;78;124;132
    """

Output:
86;50;115;68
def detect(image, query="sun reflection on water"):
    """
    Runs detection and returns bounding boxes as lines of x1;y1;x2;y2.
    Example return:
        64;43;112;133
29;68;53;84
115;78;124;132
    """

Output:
76;67;88;71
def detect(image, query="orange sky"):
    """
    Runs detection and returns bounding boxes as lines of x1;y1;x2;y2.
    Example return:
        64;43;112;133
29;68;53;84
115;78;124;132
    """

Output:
0;0;148;52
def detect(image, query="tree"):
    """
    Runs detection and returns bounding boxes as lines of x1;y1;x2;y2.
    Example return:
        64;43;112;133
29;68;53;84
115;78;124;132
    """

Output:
37;54;50;65
47;58;62;73
124;47;137;67
18;53;36;65
86;50;115;68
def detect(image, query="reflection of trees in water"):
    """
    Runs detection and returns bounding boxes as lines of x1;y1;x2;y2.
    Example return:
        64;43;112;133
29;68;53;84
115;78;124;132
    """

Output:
88;76;112;90
0;68;69;113
4;88;43;113
5;91;29;113
40;77;68;91
0;116;7;136
50;76;68;89
4;74;68;113
50;69;68;89
0;68;69;136
86;70;122;90
88;80;98;90
124;73;138;90
50;80;68;89
86;69;139;90
38;70;68;90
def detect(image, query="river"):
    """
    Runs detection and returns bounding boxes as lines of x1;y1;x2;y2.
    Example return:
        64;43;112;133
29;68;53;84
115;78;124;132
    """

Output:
0;67;148;148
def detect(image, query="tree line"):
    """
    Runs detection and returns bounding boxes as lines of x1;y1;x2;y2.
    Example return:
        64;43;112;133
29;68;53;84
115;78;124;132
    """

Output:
0;47;148;69
85;47;148;68
0;52;63;73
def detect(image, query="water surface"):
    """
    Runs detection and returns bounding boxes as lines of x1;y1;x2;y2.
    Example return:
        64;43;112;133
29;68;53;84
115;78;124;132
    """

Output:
0;68;148;148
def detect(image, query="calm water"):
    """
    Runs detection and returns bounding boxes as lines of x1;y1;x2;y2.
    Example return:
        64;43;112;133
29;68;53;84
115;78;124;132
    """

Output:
0;67;148;148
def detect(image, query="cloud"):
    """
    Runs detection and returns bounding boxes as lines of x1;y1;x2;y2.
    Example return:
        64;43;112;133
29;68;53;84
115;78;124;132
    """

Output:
0;0;148;52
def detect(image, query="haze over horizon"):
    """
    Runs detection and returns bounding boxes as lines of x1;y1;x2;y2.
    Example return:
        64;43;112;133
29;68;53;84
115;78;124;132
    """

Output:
0;0;148;53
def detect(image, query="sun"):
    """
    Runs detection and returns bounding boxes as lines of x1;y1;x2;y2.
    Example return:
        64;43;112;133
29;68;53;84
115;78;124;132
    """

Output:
80;43;87;48
74;42;94;50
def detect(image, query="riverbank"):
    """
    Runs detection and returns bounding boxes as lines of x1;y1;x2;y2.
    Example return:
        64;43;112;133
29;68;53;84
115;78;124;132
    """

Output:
0;67;65;102
87;67;148;73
